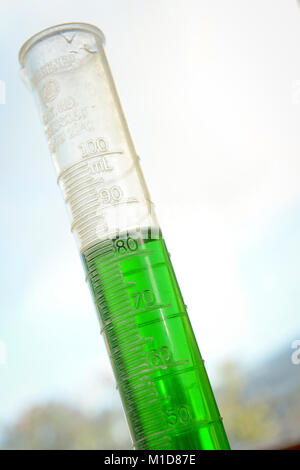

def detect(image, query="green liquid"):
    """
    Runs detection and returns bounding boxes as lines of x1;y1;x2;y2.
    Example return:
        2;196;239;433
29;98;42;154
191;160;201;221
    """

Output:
82;230;230;450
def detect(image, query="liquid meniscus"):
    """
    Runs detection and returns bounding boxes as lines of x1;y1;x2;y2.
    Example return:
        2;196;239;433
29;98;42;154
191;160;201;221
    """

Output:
81;229;230;450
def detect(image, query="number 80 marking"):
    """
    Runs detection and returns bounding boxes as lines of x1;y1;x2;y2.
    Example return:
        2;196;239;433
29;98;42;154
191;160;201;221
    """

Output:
114;237;138;254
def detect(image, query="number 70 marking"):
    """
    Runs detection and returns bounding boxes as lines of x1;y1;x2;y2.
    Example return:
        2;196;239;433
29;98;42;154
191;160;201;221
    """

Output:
133;290;156;309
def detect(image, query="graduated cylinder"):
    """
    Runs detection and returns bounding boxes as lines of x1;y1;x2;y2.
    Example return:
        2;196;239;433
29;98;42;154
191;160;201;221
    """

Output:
19;23;230;450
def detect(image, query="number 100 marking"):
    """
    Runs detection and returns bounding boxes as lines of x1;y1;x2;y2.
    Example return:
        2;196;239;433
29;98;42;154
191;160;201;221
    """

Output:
79;137;107;157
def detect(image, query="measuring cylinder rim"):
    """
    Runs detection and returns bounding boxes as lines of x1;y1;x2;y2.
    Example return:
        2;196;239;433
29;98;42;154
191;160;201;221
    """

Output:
18;22;106;67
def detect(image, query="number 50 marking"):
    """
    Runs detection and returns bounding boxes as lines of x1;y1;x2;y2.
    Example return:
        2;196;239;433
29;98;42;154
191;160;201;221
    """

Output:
165;405;191;426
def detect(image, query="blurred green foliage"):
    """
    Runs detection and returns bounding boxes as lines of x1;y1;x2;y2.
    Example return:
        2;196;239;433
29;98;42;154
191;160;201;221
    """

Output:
1;358;299;450
1;404;131;450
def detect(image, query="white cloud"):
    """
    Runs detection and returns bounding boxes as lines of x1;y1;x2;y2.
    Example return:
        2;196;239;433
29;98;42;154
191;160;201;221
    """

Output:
22;247;93;320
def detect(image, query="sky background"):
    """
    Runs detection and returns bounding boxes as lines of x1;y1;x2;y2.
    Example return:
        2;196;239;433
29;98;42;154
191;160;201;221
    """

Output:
0;0;300;431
